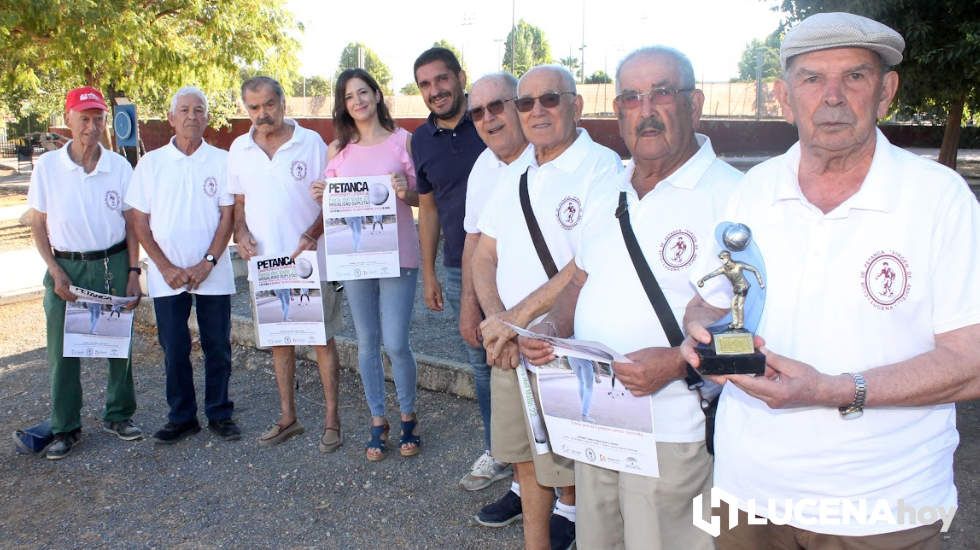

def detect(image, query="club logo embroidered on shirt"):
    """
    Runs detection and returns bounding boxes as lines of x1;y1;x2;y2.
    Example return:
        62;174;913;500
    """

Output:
203;177;218;197
659;229;697;270
104;190;121;210
555;196;583;229
290;160;307;181
861;251;911;309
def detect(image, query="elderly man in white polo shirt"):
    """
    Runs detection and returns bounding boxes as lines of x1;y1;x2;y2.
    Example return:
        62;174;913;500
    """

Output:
458;71;531;494
27;86;143;460
520;46;741;550
126;86;239;445
681;13;980;548
472;64;622;550
228;76;344;451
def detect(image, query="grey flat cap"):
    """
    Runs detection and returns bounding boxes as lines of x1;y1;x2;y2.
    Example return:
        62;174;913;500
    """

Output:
780;12;905;70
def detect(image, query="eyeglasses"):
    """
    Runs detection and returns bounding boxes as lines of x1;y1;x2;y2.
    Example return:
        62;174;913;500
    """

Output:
614;87;694;109
469;98;514;122
514;92;576;112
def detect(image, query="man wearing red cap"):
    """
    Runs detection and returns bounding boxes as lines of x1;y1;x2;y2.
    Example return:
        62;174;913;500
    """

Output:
27;86;144;460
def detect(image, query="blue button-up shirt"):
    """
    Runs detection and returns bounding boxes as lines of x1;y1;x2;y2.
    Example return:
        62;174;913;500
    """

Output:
411;112;486;267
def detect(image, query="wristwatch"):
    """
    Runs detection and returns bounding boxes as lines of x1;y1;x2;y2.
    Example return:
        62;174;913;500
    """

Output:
205;253;217;266
128;266;142;275
839;372;867;419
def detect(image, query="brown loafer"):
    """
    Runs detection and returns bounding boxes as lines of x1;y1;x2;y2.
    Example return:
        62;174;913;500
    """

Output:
318;426;343;453
257;420;304;447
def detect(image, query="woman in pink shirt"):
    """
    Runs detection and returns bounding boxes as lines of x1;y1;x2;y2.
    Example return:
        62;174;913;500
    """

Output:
312;69;421;461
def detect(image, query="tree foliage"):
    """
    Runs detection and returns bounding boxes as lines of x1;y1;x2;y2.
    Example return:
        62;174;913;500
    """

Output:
736;34;782;81
0;0;301;125
559;56;581;80
336;42;392;94
585;71;612;84
399;82;420;96
502;20;552;77
292;76;332;98
779;0;979;167
432;39;468;76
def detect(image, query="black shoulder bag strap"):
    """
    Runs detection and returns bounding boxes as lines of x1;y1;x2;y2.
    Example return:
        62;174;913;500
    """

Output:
615;191;720;454
519;169;559;279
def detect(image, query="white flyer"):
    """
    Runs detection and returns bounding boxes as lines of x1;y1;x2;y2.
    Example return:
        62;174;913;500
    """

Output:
512;324;660;477
322;175;399;281
62;286;137;359
248;251;326;347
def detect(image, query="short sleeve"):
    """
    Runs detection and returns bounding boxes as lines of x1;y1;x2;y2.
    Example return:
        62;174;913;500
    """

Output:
124;157;151;213
396;129;417;191
27;159;47;213
411;133;433;195
930;183;980;333
226;147;243;195
217;160;234;207
117;159;134;212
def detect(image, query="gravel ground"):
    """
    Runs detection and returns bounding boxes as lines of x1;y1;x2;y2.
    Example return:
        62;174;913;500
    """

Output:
0;298;523;549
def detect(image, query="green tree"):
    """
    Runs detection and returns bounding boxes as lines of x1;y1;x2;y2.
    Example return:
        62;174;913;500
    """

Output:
736;34;782;81
585;70;612;84
292;76;332;97
399;82;420;96
559;56;581;81
779;0;979;168
502;20;552;77
336;42;392;94
0;0;301;125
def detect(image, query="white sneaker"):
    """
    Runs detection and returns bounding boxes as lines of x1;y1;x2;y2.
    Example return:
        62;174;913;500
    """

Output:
459;450;512;491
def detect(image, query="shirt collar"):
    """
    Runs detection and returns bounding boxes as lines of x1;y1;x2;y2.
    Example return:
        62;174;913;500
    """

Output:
493;144;533;168
59;140;110;174
426;102;474;136
243;118;301;150
165;137;209;161
528;128;594;173
772;128;896;214
651;133;716;191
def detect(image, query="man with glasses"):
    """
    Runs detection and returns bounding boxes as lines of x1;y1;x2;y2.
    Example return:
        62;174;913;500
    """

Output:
472;64;622;550
410;47;490;485
459;72;532;495
518;46;740;549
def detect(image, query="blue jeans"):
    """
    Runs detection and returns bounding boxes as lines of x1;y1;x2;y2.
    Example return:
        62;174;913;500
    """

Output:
153;293;233;424
275;288;291;321
571;357;596;418
444;266;492;450
344;269;418;417
346;217;363;252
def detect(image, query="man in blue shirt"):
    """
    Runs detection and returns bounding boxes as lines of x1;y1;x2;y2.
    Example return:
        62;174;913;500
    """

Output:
411;48;504;490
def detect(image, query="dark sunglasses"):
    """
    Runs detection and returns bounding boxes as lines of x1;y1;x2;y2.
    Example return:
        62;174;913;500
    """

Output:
469;98;514;122
514;91;575;112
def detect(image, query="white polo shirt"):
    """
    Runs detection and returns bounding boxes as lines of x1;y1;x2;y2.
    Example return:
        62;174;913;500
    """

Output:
699;130;980;536
227;119;328;276
126;139;235;297
27;142;132;252
479;128;621;310
463;145;533;233
575;135;742;442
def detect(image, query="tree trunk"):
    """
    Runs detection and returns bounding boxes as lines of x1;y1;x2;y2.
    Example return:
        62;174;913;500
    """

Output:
938;94;965;169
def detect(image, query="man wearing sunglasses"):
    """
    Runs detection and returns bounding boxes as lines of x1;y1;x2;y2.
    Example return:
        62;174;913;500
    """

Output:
473;65;622;550
459;73;532;498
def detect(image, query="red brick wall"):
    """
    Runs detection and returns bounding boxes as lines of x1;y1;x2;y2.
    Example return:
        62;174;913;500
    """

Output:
50;118;954;157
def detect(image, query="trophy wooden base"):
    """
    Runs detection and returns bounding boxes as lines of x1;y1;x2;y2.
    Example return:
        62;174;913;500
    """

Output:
695;328;765;376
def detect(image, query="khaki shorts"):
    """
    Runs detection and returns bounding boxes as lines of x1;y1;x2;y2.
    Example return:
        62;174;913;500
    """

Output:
250;281;344;349
576;441;714;550
490;366;574;488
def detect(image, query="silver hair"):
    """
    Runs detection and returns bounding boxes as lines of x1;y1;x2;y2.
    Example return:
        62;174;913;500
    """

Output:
169;86;209;115
241;76;285;102
472;72;519;97
615;46;696;93
519;65;577;94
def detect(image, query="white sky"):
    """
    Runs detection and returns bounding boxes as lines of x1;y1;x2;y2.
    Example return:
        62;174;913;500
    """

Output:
287;0;785;89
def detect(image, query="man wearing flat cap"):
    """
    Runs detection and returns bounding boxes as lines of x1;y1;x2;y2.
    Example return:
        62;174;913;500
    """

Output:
27;86;144;460
682;12;979;548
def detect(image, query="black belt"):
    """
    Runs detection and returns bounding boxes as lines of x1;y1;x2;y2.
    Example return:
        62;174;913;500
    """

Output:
53;240;127;261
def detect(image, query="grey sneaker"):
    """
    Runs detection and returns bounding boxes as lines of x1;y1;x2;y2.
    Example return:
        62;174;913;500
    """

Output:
102;419;143;441
46;429;81;460
459;450;513;491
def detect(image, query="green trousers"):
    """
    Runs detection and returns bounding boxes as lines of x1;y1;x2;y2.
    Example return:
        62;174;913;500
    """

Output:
42;248;136;434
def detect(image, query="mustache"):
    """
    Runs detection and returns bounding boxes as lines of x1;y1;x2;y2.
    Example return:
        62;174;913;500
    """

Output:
256;116;275;125
430;91;451;103
636;116;666;133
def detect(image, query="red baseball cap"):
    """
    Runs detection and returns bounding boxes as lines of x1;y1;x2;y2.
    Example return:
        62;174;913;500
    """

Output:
65;86;108;112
